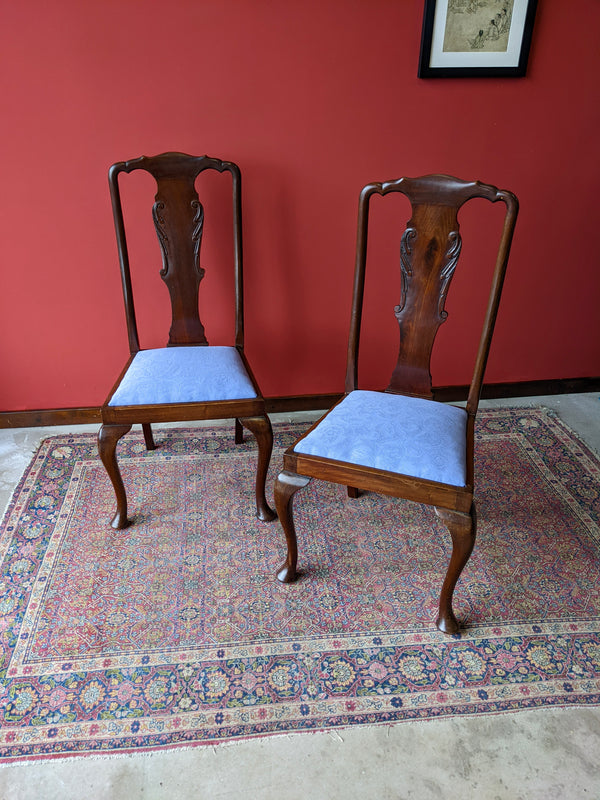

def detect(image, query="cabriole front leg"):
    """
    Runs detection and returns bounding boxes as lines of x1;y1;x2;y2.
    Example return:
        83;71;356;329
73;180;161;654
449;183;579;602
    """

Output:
274;470;311;583
98;423;132;529
239;415;276;522
435;504;477;635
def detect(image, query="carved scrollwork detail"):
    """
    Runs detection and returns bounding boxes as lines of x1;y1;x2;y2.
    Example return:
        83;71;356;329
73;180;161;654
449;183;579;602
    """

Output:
191;200;206;281
152;201;170;277
438;230;462;320
394;227;416;318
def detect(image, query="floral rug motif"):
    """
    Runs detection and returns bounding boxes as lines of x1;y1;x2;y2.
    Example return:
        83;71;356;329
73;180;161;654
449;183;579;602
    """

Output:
0;408;599;761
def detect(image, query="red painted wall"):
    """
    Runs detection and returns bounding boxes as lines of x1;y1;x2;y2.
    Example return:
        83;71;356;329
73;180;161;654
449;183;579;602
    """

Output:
1;1;599;411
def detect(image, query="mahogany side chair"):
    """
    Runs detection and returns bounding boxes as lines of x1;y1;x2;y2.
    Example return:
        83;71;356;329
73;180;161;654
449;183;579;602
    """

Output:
98;152;276;529
275;174;518;634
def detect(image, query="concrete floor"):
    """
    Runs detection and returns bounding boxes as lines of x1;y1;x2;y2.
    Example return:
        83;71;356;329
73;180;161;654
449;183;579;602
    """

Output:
0;394;599;799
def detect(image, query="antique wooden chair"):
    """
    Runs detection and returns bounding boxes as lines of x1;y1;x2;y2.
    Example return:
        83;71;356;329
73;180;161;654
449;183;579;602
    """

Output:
99;152;276;529
275;174;518;634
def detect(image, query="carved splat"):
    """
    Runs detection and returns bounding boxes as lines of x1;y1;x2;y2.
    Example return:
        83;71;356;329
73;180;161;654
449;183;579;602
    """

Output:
387;203;462;398
151;177;208;346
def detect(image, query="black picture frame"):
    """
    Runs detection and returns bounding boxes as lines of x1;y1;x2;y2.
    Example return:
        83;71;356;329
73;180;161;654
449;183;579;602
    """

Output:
418;0;538;78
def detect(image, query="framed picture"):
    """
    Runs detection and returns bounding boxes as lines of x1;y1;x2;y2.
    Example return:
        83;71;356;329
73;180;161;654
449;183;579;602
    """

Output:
418;0;538;78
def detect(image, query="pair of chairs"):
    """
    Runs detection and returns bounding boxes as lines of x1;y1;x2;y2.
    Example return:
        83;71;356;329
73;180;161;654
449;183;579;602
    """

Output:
99;152;518;633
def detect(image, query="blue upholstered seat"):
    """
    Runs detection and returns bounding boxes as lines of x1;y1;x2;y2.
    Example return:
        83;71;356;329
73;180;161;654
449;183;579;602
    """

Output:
108;346;258;406
293;390;467;487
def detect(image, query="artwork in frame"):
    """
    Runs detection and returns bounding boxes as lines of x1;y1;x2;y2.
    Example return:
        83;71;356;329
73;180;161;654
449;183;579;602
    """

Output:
418;0;538;78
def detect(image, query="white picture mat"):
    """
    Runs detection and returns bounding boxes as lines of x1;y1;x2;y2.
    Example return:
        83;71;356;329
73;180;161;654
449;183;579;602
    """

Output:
429;0;529;68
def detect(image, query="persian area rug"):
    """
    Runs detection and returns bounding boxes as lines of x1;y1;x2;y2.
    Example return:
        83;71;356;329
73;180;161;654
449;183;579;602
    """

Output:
0;408;599;761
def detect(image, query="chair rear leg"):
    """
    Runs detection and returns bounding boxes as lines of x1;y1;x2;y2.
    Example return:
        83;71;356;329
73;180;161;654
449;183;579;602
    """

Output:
234;418;244;444
434;504;477;635
274;470;311;583
98;423;132;529
239;415;277;522
142;423;156;451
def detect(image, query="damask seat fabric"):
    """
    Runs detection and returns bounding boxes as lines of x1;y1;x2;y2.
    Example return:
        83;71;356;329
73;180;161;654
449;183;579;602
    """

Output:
108;346;258;406
294;390;467;486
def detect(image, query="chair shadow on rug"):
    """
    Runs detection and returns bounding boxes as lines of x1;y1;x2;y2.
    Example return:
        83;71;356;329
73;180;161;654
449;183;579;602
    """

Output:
275;174;519;634
98;152;276;529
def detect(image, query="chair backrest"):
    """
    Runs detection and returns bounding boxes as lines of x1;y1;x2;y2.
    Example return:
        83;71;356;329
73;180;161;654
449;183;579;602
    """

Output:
345;174;518;415
108;152;244;353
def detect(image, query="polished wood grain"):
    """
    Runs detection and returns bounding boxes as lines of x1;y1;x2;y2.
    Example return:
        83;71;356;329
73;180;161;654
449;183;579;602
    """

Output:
98;152;276;528
275;174;519;634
